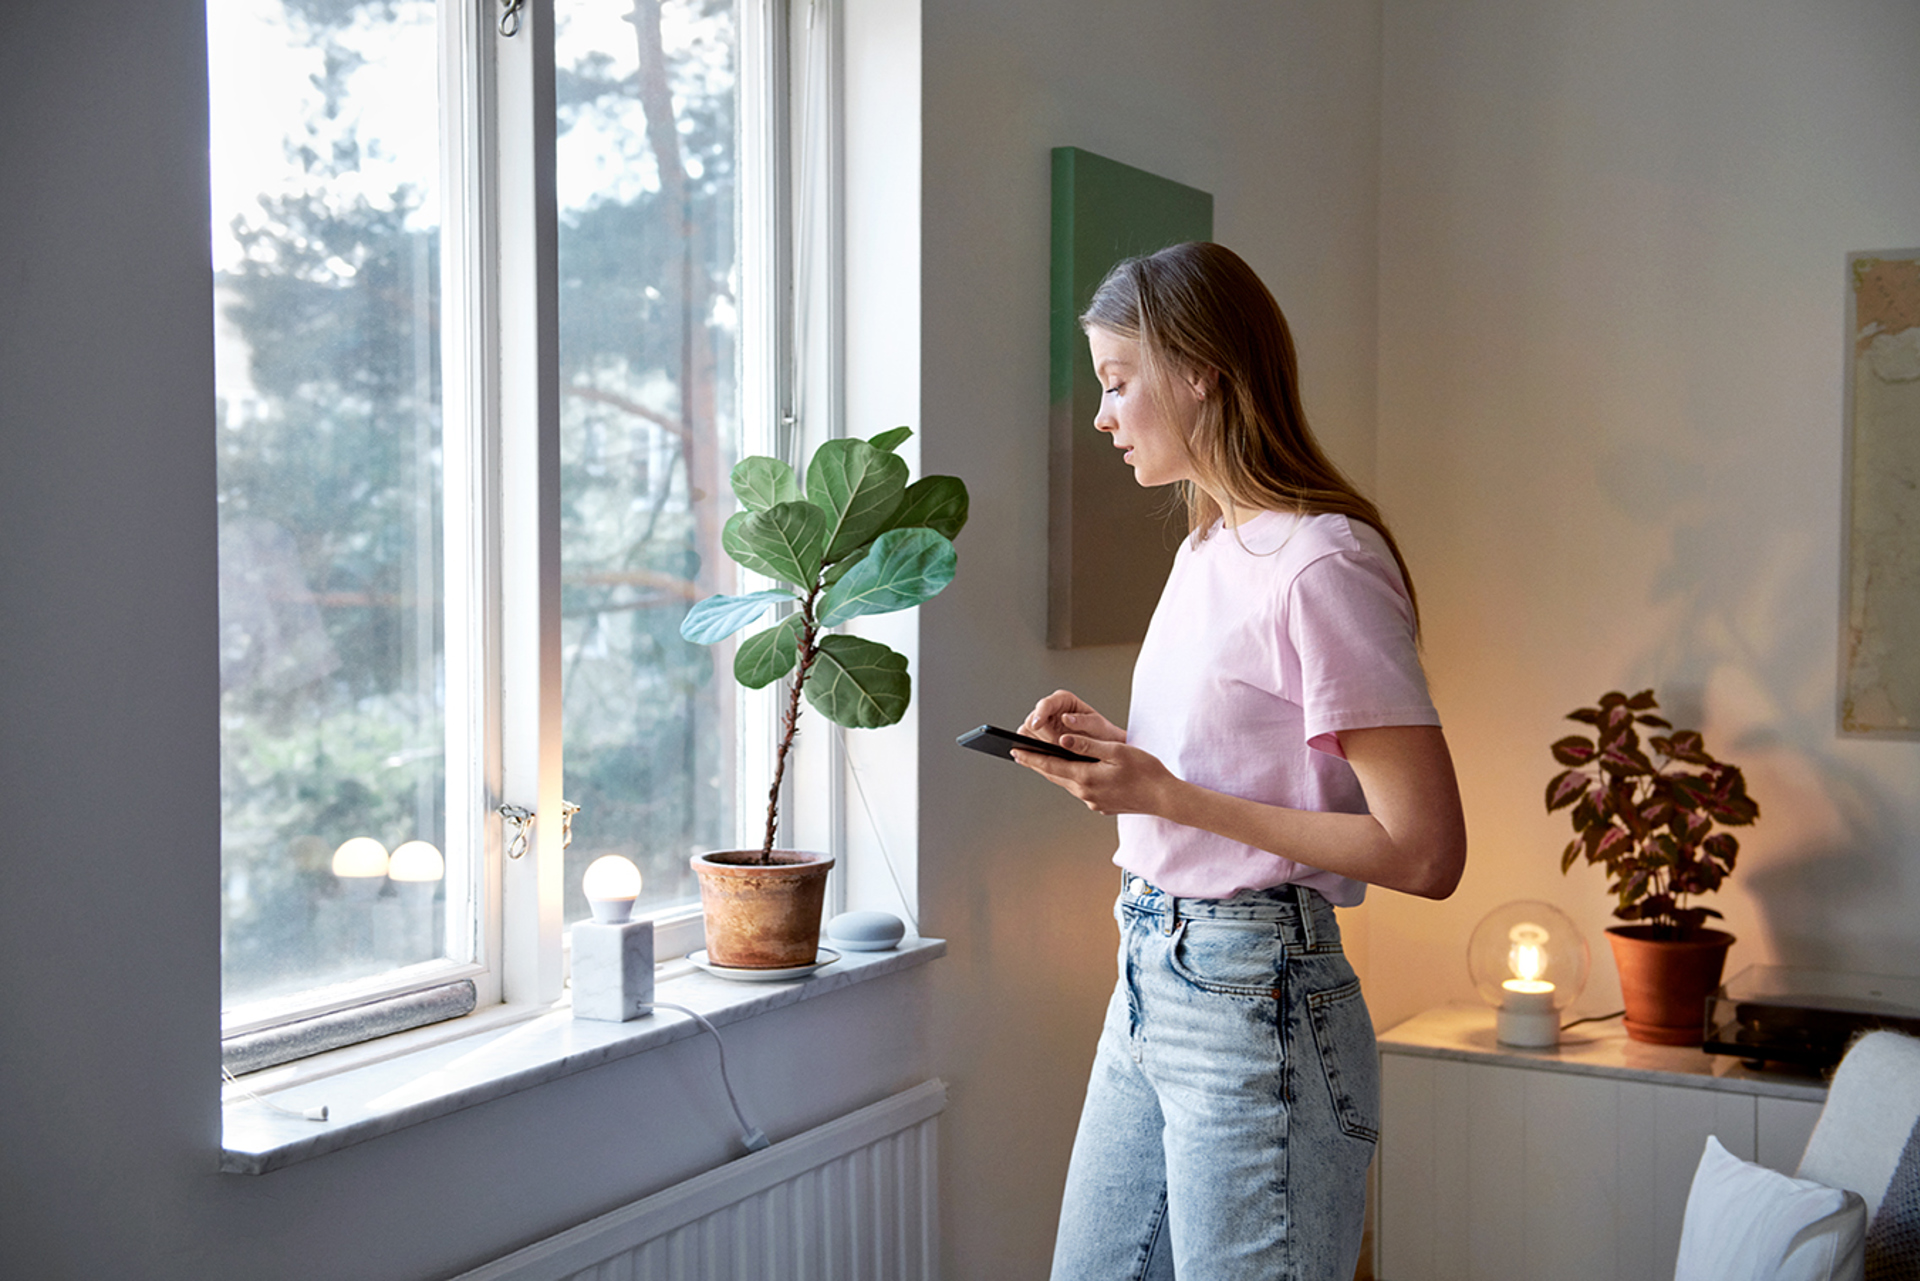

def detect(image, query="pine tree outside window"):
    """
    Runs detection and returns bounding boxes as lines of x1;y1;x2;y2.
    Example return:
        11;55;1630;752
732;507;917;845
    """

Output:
210;0;799;1061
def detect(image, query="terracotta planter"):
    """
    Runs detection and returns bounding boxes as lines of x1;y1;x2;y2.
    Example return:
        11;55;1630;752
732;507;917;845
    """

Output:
691;850;834;970
1606;925;1735;1046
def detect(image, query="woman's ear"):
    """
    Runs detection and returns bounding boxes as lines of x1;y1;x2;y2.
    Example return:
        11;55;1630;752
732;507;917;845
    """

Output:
1183;366;1217;402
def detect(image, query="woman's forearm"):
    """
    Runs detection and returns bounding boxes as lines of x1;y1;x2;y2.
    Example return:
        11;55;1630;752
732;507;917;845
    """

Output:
1153;725;1467;899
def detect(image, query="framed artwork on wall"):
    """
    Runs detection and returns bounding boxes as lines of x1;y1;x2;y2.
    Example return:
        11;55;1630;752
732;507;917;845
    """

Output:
1841;249;1920;734
1048;147;1212;649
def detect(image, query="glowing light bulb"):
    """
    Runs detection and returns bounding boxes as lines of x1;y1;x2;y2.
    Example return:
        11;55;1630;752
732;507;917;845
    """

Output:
582;855;642;923
1506;923;1552;991
332;837;389;901
332;837;390;879
1500;920;1557;1048
388;840;445;883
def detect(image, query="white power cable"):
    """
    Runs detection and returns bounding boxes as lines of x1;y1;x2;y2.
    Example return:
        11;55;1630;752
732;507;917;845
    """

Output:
645;1001;770;1153
222;1066;329;1123
840;727;922;935
221;1006;768;1153
221;1006;768;1154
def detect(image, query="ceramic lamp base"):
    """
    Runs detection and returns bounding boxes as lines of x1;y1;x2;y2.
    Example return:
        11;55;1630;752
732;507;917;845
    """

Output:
1496;1004;1560;1048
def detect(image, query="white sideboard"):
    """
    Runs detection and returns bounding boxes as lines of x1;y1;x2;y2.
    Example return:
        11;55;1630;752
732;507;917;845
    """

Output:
1375;1005;1829;1281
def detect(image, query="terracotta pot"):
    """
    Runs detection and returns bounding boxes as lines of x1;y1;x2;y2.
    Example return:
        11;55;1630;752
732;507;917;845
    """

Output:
1606;925;1735;1046
691;850;834;970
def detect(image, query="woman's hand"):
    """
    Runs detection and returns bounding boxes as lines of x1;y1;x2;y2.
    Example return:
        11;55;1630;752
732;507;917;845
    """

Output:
1013;734;1183;817
1018;689;1125;747
1011;691;1177;817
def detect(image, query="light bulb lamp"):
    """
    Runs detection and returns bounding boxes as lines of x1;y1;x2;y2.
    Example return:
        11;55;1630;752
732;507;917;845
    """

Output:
1468;900;1590;1048
572;855;654;1022
387;839;443;903
388;840;444;884
331;837;390;901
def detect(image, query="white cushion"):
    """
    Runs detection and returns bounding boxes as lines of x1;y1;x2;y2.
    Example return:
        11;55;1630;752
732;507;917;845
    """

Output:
1673;1136;1866;1281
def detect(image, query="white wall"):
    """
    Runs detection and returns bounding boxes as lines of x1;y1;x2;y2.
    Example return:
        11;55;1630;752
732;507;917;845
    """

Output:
1367;0;1920;1031
914;3;1385;1275
0;4;934;1278
18;1;1910;1277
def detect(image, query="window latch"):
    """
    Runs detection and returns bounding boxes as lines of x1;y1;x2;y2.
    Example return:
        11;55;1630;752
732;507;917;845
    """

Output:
499;801;579;858
500;804;535;859
499;0;524;38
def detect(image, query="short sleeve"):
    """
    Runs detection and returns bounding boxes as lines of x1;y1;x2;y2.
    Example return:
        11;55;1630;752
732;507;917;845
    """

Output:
1287;548;1438;759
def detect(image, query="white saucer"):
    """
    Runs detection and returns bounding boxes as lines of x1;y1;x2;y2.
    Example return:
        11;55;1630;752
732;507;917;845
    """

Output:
688;948;840;982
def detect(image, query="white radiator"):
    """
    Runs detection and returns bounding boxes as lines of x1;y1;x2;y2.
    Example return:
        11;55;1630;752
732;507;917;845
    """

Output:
454;1079;947;1281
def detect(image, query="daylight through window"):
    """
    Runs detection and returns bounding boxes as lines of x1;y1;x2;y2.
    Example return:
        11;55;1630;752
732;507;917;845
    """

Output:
211;0;766;1037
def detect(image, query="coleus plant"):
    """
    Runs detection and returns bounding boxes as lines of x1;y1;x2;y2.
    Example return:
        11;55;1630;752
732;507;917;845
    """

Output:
1547;689;1760;936
680;427;968;862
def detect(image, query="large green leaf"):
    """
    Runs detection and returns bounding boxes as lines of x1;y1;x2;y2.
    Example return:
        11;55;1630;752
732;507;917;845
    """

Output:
680;589;795;644
804;633;910;728
867;426;913;453
806;438;908;563
817;527;956;626
822;544;870;587
882;475;970;540
731;456;802;513
734;614;805;689
722;500;829;587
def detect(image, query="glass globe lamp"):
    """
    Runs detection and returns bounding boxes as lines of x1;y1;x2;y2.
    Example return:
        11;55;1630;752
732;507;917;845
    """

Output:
1468;900;1589;1048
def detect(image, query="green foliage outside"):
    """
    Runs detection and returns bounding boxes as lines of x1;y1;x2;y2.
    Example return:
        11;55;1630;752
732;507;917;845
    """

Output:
217;0;744;1004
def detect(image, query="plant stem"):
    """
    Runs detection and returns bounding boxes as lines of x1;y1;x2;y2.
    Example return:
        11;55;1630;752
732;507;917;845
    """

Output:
760;589;821;863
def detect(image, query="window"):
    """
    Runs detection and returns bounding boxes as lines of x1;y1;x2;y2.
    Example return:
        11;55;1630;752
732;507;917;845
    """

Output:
553;0;744;927
211;0;809;1059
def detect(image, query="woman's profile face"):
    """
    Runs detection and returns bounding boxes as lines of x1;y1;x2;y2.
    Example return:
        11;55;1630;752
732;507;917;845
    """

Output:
1087;326;1205;490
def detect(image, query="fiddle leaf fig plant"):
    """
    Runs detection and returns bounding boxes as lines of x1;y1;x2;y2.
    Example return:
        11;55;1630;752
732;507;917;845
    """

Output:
681;427;967;861
1547;690;1759;935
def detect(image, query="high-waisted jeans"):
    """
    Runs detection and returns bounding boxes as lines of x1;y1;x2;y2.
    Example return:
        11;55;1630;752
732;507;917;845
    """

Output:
1050;878;1379;1281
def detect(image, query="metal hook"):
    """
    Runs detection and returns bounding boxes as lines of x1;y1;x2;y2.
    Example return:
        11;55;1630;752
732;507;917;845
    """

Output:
499;0;524;38
560;799;581;850
500;803;535;859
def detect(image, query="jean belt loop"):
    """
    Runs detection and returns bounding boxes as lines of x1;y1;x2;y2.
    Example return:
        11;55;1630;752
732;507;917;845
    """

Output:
1166;894;1180;936
1295;883;1319;950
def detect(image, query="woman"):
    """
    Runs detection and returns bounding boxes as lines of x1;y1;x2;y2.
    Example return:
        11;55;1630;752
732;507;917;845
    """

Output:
1016;242;1466;1280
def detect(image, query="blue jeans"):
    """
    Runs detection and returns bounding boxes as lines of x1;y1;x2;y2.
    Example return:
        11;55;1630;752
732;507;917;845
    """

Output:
1050;879;1379;1281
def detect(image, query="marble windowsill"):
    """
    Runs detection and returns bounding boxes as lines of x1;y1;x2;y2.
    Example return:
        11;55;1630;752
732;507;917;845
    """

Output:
1379;1004;1830;1103
220;937;946;1174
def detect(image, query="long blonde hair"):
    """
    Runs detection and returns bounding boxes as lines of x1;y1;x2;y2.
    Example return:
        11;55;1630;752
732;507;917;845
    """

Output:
1081;241;1419;628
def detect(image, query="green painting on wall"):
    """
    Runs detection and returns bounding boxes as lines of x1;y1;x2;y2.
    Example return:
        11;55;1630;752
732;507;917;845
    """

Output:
1048;147;1213;649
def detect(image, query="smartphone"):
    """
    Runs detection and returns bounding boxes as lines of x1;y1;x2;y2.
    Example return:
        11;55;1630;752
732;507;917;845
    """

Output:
956;724;1098;763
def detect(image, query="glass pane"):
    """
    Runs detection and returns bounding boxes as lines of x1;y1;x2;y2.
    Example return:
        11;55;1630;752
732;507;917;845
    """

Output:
210;0;449;1011
556;0;742;925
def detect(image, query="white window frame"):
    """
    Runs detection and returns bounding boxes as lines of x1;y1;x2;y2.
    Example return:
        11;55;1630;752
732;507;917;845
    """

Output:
488;0;837;1004
222;0;839;1051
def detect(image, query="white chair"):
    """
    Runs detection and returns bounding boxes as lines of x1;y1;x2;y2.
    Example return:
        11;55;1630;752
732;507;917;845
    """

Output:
1797;1029;1920;1227
1672;1030;1920;1281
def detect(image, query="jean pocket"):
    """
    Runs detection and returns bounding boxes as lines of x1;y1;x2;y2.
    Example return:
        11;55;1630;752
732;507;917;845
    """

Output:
1306;977;1381;1143
1165;920;1282;998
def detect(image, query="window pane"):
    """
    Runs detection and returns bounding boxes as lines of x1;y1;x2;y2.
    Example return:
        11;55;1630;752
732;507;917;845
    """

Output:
211;0;449;1010
556;0;742;924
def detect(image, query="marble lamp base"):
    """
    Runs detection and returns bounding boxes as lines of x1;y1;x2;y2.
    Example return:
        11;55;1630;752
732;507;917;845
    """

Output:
572;918;655;1022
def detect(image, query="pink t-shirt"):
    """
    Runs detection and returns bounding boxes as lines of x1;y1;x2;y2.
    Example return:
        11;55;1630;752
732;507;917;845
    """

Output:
1115;510;1439;904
